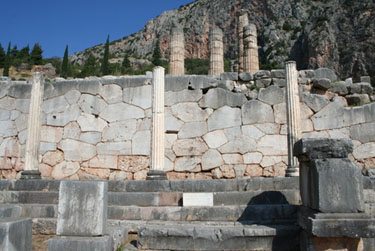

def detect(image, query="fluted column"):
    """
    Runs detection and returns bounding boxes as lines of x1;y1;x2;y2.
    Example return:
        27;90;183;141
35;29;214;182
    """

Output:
209;27;224;76
285;61;301;177
243;24;259;74
147;67;167;180
21;72;44;179
169;28;185;75
237;11;249;73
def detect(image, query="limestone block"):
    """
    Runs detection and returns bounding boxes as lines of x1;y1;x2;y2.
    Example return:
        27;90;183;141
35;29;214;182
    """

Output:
255;78;272;88
132;130;150;155
52;161;80;179
361;76;371;83
100;103;144;123
245;164;263;177
327;128;350;139
312;78;332;90
183;193;214;207
101;76;151;89
165;134;177;149
171;103;208;122
239;72;253;81
102;120;137;142
314;68;337;81
302;119;314;132
301;93;330;113
56;181;107;236
242;100;274;125
353;143;375;160
359;82;373;95
165;148;176;162
188;76;217;90
212;168;223;179
346;94;370;106
0;138;19;157
164;157;174;172
300;102;314;119
165;108;183;132
137;118;151;131
243;152;263;164
15;99;30;113
0;121;17;137
15;113;28;132
123;85;152;109
220;165;236;178
234;164;246;177
331;81;349;95
208;106;242;131
0;97;16;110
165;89;202;106
203;130;228;148
165;76;189;92
178;121;207;139
299;69;315;79
348;84;361;94
224;126;242;141
223;154;243;164
64;90;81;104
78;79;101;95
260;156;283;167
109;171;132;181
258;86;285;105
97;142;131;155
58;139;96;161
43;96;69;114
10;110;20;121
271;69;285;78
198;88;246;109
350;122;375;143
88;155;118;169
46;104;81;127
220;72;238;81
175;156;201;172
273;78;287;87
134;170;148;180
118;156;149;172
201;149;223;171
77;114;108;132
254;70;271;79
273;103;287;124
217;80;235;91
343;106;366;127
100;84;122;104
40;126;63;143
63;122;81;140
255;123;280;135
40;142;57;154
364;103;375;122
78;94;107;115
0;218;32;251
42;151;64;166
311;98;346;130
80;132;102;145
218;136;256;154
173;138;208;156
47;236;113;251
258;135;288;156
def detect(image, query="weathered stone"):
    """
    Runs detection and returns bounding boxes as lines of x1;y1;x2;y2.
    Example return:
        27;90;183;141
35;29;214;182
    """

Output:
242;100;274;125
165;107;183;132
101;76;151;89
77;113;107;132
165;89;202;106
348;84;362;94
42;151;64;167
0;97;16;110
64;90;81;105
218;136;256;154
123;85;152;109
177;121;208;139
51;161;80;179
353;143;375;159
220;165;236;178
201;149;223;171
0;138;19;157
314;68;337;81
350;123;375;144
312;78;332;90
255;78;272;88
258;135;288;156
331;81;349;95
40;126;63;143
254;70;271;79
175;156;201;172
199;88;246;109
15;113;28;132
165;76;189;92
208;106;242;131
260;156;283;167
245;164;263;177
171;103;208;122
100;103;144;123
271;69;285;79
255;123;280;135
222;154;243;164
242;125;265;140
224;126;242;141
88;155;118;169
234;164;246;177
0;121;17;137
243;152;263;164
220;72;238;81
132;130;150;155
165;134;177;149
58;139;96;161
301;93;330;113
15;99;30;113
173;138;208;156
40;142;57;155
238;72;253;81
0;218;32;251
346;94;370;106
361;76;371;83
258;86;285;106
203;130;228;148
46;104;81;127
102;120;137;142
56;181;107;236
10;110;20;121
217;80;235;91
359;82;373;95
188;76;217;90
63;122;81;140
273;103;287;124
100;84;123;104
273;78;286;87
43;96;69;114
109;171;133;181
78;94;107;115
97;142;131;155
311;98;346;130
79;132;101;145
47;236;113;251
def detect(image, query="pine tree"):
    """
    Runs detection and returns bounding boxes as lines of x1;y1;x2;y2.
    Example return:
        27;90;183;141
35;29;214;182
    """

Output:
0;44;5;69
122;54;130;68
152;39;161;66
61;45;70;78
100;35;110;76
30;43;43;65
81;53;99;77
3;42;11;76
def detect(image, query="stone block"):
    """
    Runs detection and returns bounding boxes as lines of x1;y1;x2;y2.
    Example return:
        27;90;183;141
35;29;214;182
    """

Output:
102;119;137;142
97;142;131;155
178;121;207;139
242;100;274;125
165;76;190;92
8;83;32;99
0;218;32;251
78;79;101;95
255;78;272;88
314;68;337;81
99;103;144;123
58;139;96;161
220;72;238;81
238;72;253;81
78;94;107;115
77;114;107;132
254;70;271;79
331;81;349;95
64;90;81;104
258;86;285;105
218;136;256;154
165;89;202;106
56;181;108;236
171;103;208;122
173;138;208;156
203;130;228;148
361;76;371;84
301;93;329;113
207;106;242;131
201;149;223;170
312;78;332;90
350;122;375;143
199;88;246;109
47;236;113;251
346;94;370;106
188;75;217;90
183;193;213;206
100;84;122;104
132;130;151;155
271;69;285;79
273;78;286;87
43;95;69;114
46;104;81;127
123;85;152;109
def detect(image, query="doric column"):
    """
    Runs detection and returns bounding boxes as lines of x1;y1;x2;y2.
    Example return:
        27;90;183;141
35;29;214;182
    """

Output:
147;67;167;180
21;72;44;179
237;10;249;73
209;27;224;76
169;28;185;75
243;24;259;74
285;61;301;177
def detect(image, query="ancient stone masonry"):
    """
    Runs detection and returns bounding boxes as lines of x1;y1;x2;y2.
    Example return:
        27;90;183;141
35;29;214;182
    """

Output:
0;68;373;181
243;24;259;74
169;28;185;75
209;28;224;76
237;10;249;73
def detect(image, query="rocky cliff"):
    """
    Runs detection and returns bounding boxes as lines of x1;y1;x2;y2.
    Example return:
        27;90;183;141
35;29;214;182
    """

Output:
71;0;375;81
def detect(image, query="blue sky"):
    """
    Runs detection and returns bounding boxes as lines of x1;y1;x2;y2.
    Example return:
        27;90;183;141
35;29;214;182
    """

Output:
0;0;193;58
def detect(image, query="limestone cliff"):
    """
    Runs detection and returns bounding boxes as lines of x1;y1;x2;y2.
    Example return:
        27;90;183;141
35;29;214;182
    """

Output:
71;0;375;80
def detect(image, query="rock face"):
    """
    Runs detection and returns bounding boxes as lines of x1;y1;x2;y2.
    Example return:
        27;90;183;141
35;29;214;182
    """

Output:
71;0;375;80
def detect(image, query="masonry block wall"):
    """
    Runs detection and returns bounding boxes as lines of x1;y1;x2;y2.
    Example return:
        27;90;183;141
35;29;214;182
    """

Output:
0;68;374;180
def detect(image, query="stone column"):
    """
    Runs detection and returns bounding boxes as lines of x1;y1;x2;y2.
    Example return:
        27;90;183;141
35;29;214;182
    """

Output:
237;10;249;73
285;61;301;177
147;67;167;180
21;72;44;179
243;24;259;74
208;27;224;76
169;28;185;75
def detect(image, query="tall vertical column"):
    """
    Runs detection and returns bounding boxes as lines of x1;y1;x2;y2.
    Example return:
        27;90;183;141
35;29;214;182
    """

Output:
237;10;249;73
209;27;224;76
21;72;44;179
169;28;185;75
243;24;259;74
147;67;167;180
285;61;301;177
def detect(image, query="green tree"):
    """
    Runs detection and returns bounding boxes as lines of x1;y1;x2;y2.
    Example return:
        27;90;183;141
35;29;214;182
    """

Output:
121;54;132;74
0;44;5;69
61;45;70;78
100;35;110;76
152;39;161;66
13;45;30;67
30;43;43;65
3;42;11;76
80;53;99;77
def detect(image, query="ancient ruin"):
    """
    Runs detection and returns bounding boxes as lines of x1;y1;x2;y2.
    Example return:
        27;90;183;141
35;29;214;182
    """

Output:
169;28;185;75
243;24;259;74
208;27;224;76
237;10;249;73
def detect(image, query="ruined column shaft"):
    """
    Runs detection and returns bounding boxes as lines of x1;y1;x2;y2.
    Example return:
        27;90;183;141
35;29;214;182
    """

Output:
285;61;301;177
237;13;249;73
169;29;185;75
209;28;224;76
24;72;44;176
243;24;259;74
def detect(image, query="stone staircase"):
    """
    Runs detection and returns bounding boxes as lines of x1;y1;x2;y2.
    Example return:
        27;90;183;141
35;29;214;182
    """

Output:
0;178;301;250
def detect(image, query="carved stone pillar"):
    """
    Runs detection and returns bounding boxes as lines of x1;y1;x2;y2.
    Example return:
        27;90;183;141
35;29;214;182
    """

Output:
243;24;259;74
169;28;185;75
209;27;224;76
237;10;249;73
